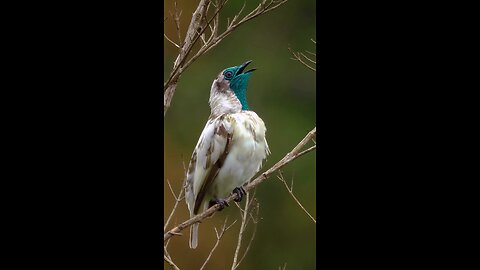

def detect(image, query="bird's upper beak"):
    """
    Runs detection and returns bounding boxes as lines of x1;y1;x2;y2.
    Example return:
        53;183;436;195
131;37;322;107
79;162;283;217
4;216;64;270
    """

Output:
237;60;257;75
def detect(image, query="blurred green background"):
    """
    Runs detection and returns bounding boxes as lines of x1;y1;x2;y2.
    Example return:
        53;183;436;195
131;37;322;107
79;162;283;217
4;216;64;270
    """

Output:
164;0;316;269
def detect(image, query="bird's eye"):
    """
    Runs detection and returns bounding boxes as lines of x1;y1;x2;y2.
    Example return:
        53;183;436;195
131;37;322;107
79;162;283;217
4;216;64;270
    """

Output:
224;71;233;79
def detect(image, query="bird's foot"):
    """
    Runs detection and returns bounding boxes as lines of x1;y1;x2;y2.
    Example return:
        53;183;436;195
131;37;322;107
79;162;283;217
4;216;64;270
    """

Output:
232;186;247;202
208;198;229;211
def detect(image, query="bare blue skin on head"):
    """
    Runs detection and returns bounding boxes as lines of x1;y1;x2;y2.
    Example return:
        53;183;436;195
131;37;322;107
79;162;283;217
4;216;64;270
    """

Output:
222;60;257;111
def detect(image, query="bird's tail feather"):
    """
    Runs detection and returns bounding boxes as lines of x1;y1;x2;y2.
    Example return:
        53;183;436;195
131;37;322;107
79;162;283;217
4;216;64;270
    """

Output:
189;223;199;249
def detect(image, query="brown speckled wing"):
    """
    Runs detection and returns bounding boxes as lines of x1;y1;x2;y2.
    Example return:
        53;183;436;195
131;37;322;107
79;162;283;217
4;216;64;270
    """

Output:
193;116;233;214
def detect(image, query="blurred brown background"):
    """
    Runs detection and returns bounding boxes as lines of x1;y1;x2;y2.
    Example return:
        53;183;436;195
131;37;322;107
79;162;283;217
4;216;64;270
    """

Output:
164;0;316;268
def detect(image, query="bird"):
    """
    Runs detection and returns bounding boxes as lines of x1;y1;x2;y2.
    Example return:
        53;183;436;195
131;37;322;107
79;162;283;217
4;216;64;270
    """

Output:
184;60;270;249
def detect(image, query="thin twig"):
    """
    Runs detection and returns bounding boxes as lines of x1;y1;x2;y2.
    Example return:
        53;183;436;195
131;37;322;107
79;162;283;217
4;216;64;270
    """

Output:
164;255;180;270
164;34;181;48
173;1;183;48
163;0;224;90
164;247;180;270
300;52;316;64
163;0;210;116
288;47;316;72
288;37;317;72
231;192;250;270
235;200;260;268
164;127;316;242
163;0;289;117
200;0;288;57
168;0;227;79
200;217;238;270
277;171;316;223
295;145;316;160
164;177;187;230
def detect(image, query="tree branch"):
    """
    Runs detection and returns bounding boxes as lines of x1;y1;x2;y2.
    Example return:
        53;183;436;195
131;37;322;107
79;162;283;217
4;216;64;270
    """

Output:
277;171;316;223
164;127;316;242
200;217;237;270
163;0;289;117
231;192;255;270
234;196;260;269
164;33;180;48
164;0;210;117
288;38;316;72
164;178;186;230
164;247;180;270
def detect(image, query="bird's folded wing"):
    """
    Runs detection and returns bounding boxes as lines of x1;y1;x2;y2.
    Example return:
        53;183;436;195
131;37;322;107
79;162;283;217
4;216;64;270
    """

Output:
185;114;234;215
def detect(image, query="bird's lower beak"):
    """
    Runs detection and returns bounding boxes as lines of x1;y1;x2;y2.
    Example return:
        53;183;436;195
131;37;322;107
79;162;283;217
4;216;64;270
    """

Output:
238;60;256;74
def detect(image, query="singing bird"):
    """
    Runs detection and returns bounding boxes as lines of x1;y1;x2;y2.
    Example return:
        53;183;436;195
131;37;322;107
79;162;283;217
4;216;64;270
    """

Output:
185;60;270;249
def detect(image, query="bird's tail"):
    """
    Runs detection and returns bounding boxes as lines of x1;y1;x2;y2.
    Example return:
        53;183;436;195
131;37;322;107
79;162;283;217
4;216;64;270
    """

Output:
189;222;199;249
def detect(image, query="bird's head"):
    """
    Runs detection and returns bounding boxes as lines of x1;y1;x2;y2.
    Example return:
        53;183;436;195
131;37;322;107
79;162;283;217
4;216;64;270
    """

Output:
214;60;256;111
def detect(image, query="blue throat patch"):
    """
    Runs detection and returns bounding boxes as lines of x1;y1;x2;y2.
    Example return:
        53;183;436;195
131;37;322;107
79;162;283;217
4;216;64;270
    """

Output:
223;65;253;111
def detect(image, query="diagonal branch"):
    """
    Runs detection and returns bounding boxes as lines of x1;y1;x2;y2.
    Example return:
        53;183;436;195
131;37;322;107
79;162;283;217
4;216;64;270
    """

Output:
288;38;316;72
164;255;180;270
164;0;289;117
164;127;316;242
164;178;186;230
200;217;238;270
164;33;180;48
231;192;253;270
164;0;211;116
164;247;180;270
277;171;316;223
289;47;316;72
234;196;260;269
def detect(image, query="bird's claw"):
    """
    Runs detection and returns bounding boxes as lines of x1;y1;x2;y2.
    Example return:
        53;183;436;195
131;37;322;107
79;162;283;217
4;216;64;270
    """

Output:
233;186;247;202
209;198;229;211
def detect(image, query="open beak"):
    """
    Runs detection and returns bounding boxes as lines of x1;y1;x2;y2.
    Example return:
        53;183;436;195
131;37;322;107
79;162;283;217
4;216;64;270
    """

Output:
237;60;257;75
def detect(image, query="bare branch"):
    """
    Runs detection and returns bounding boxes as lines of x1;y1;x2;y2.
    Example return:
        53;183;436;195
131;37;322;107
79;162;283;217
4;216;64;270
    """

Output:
277;171;316;223
164;247;180;270
164;0;210;116
300;52;316;64
197;30;208;45
288;47;316;72
164;0;289;117
231;192;250;270
164;127;316;243
235;200;260;268
164;34;181;48
164;255;180;270
288;37;316;72
200;0;288;57
166;179;178;200
168;0;227;76
163;0;224;89
164;177;187;230
173;2;183;47
296;145;316;159
200;217;237;270
230;0;247;26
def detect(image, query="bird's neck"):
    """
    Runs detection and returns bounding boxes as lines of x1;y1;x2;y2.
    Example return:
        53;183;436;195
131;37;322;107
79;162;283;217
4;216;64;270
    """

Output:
233;87;249;111
209;89;242;118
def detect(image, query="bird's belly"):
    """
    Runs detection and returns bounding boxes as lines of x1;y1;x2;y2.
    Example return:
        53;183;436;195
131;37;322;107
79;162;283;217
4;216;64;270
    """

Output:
210;126;267;198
